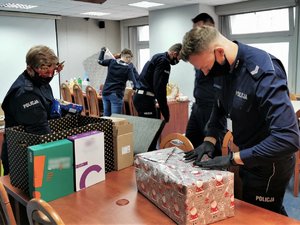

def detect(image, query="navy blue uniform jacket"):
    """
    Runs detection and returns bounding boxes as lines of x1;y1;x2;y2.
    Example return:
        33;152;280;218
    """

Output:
98;57;139;99
137;52;171;121
2;71;53;134
206;42;300;168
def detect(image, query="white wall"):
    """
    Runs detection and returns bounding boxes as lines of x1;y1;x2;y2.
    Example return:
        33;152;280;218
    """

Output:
0;14;59;101
56;17;121;90
149;4;217;107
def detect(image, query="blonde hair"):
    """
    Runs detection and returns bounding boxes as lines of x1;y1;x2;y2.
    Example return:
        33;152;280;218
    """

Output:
26;45;59;68
180;26;218;61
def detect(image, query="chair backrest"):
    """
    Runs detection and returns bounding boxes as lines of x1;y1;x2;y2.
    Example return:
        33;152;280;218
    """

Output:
0;181;17;225
294;150;300;197
221;131;234;156
160;133;194;151
26;198;65;225
290;93;297;101
72;84;87;116
127;89;138;116
60;83;73;103
85;85;100;117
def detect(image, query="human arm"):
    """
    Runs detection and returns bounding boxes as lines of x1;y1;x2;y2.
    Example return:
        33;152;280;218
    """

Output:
97;47;110;66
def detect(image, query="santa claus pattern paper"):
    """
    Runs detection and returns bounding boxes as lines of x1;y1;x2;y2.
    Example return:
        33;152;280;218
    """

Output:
135;148;234;225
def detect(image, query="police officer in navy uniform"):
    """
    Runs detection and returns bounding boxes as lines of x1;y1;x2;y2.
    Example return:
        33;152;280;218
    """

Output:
185;13;225;154
98;47;139;116
1;45;63;175
181;26;300;215
133;43;182;150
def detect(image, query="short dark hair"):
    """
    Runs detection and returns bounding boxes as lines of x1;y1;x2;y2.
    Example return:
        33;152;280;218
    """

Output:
191;13;214;25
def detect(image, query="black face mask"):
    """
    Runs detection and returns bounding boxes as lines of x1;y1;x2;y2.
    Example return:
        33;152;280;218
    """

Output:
170;57;179;65
31;70;54;86
208;55;231;77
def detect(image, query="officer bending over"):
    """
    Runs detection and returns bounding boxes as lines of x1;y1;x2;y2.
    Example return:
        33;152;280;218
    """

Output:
181;26;300;216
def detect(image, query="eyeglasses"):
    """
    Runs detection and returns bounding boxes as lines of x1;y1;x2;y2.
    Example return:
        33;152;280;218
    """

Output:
34;61;64;77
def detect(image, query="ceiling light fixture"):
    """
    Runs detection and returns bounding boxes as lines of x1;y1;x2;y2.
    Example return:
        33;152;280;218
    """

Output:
129;1;164;8
81;12;110;17
0;3;37;9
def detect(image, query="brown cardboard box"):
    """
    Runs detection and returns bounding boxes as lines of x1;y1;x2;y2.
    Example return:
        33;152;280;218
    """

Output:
135;148;234;225
102;117;134;170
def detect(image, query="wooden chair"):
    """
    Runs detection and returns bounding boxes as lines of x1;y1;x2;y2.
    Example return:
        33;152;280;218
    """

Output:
294;109;300;197
60;83;73;103
222;130;243;199
294;150;300;197
72;84;87;116
160;133;194;151
127;89;138;116
290;93;297;101
26;198;65;225
0;181;17;225
85;85;100;117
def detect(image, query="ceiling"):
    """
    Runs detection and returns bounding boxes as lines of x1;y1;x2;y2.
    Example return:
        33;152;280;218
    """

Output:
0;0;248;20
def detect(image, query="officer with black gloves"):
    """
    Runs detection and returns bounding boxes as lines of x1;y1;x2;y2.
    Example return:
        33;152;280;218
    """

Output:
1;45;64;175
181;26;300;216
133;43;182;151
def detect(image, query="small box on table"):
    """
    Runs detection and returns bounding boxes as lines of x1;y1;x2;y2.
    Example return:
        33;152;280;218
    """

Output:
135;148;234;225
68;131;105;191
102;116;133;170
28;139;74;202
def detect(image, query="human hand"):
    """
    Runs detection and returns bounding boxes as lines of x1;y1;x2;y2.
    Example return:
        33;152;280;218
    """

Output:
184;141;215;163
56;61;65;73
194;152;234;169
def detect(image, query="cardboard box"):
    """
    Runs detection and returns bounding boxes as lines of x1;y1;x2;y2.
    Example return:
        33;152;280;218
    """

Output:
102;117;133;170
135;148;234;225
28;139;74;202
68;131;105;191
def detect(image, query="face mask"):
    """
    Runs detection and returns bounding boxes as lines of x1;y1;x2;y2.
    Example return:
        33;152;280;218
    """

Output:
208;54;231;77
170;57;179;65
31;69;54;86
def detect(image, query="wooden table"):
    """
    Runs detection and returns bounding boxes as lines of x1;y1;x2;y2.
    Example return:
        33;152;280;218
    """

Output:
1;167;300;225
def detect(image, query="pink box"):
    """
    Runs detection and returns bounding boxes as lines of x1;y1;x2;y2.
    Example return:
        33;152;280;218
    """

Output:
135;148;234;225
68;131;105;191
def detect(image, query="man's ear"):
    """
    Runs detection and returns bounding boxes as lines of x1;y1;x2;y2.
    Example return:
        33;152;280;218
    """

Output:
26;66;34;76
215;47;225;63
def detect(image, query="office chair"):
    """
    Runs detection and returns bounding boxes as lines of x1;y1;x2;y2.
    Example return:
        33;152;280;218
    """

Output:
160;133;194;151
0;181;17;225
26;198;65;225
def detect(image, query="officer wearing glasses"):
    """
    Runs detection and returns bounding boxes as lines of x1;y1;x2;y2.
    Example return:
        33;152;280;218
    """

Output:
1;45;63;175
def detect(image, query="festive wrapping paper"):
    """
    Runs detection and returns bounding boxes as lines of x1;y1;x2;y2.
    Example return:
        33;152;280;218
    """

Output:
135;148;234;225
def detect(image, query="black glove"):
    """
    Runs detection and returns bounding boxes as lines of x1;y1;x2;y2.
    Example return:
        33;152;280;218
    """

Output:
184;141;215;163
101;47;107;52
194;152;235;169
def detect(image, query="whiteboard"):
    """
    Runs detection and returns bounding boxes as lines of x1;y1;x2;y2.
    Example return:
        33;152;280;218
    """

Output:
0;15;59;103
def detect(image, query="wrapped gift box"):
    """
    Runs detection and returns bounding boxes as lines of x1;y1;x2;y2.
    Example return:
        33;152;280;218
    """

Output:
135;148;234;225
28;139;74;202
68;131;105;191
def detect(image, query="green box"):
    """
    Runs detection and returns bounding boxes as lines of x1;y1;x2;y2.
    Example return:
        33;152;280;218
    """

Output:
28;139;74;202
